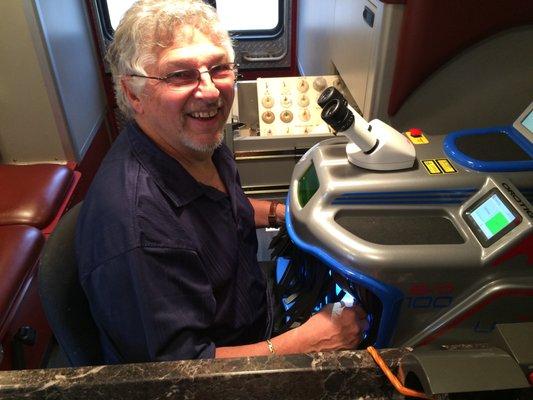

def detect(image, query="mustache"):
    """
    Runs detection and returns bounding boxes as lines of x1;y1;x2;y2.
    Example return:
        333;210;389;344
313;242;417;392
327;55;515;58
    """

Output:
187;97;224;112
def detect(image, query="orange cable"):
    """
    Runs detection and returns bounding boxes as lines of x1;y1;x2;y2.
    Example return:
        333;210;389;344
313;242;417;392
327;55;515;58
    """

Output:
367;346;434;400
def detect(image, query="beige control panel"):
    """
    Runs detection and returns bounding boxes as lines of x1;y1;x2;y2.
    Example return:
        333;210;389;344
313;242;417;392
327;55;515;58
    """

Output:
257;75;342;137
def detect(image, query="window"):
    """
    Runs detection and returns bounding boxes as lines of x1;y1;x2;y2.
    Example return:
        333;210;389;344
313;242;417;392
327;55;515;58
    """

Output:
93;0;291;72
101;0;282;37
107;1;134;30
216;0;280;33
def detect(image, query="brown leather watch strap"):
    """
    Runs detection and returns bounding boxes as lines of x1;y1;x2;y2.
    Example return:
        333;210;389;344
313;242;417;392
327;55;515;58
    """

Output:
268;200;280;228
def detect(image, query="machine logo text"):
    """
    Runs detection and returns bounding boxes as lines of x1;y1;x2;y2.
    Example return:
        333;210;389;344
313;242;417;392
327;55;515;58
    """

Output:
502;183;533;219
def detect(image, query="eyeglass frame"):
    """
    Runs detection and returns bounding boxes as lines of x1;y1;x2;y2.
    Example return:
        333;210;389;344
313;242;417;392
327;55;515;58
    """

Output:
127;62;240;90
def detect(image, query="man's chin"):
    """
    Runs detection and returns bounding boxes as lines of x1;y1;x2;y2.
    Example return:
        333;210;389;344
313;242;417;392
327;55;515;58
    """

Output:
179;132;223;154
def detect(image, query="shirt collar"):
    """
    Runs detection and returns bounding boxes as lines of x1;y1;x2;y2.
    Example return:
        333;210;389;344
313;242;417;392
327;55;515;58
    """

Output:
125;121;234;207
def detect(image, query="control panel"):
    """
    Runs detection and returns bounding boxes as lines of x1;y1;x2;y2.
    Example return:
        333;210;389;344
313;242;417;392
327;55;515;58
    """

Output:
256;75;343;136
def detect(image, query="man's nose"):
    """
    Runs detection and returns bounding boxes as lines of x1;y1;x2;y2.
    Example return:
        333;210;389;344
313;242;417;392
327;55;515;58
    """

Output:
195;71;220;97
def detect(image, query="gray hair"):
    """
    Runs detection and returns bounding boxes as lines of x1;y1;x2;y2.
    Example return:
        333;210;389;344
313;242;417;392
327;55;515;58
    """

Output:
106;0;234;118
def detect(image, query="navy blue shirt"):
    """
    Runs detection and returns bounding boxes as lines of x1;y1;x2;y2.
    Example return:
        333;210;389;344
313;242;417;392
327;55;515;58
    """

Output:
76;122;272;363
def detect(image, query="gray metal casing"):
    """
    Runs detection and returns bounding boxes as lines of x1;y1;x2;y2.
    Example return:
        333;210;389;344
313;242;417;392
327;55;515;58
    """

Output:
288;134;533;347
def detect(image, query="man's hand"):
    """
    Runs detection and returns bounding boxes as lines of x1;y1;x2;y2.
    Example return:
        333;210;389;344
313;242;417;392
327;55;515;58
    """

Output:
215;301;369;358
293;302;369;353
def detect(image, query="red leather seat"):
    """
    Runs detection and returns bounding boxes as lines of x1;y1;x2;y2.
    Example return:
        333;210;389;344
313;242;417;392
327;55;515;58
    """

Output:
0;164;73;229
0;225;44;334
0;164;78;369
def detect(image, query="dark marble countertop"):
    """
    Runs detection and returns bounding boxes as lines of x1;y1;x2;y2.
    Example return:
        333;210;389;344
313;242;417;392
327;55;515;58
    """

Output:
0;348;408;400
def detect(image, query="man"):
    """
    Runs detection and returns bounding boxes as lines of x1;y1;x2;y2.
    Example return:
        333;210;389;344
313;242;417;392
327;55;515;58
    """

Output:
76;0;367;364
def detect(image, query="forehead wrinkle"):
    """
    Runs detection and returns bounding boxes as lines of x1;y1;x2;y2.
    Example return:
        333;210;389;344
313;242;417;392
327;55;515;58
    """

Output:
158;46;227;72
150;26;230;73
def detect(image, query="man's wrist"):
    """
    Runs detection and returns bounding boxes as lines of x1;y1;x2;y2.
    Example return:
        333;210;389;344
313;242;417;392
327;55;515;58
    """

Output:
266;338;276;355
268;200;280;227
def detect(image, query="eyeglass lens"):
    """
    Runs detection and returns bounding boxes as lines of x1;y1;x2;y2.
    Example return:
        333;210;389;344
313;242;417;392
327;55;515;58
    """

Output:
165;63;236;88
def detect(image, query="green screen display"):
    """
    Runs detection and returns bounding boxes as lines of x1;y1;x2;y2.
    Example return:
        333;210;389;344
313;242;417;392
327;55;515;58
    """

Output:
469;193;516;240
297;162;320;208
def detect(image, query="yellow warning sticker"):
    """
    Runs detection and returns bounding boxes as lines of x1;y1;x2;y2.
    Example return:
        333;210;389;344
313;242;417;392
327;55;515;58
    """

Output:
405;132;429;144
422;160;442;174
436;158;457;173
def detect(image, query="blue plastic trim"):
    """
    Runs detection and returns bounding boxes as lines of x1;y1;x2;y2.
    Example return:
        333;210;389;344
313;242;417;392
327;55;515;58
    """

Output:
336;189;476;197
285;196;404;348
276;257;293;312
332;199;464;205
275;257;290;285
443;126;533;171
333;188;477;205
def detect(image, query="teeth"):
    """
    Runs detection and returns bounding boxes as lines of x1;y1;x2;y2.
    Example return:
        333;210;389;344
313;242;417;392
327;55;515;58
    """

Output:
190;109;218;118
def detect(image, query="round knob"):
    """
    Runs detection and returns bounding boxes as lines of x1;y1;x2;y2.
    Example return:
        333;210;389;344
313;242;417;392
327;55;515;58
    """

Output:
298;94;310;107
296;78;309;93
281;95;292;108
261;111;275;124
313;76;327;92
280;110;294;123
261;95;274;108
299;108;311;122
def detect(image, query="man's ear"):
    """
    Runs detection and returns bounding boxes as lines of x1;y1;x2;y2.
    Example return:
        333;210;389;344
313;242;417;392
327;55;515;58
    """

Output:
121;78;144;114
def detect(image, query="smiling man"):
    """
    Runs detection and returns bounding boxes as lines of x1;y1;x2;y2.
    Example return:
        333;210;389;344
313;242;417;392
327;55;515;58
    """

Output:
76;0;367;364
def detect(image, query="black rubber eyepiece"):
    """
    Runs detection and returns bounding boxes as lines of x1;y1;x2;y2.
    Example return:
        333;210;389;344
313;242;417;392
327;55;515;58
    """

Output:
321;98;354;132
317;86;347;109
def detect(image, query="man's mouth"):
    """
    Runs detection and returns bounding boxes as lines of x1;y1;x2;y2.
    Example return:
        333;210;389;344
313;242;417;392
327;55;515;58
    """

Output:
188;109;219;120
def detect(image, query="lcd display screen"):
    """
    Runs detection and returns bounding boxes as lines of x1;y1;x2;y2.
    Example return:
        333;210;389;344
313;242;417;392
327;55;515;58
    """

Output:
297;162;319;208
464;188;521;247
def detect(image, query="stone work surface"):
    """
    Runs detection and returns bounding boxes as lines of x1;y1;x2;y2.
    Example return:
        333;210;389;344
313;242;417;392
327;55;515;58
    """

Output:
0;349;408;400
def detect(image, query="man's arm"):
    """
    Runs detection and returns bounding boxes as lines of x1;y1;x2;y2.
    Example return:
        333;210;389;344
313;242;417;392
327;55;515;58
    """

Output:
248;198;286;228
215;303;368;358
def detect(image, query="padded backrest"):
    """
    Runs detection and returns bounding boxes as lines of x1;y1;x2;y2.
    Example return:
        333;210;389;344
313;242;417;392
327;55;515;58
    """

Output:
0;164;73;229
38;202;103;367
0;225;44;335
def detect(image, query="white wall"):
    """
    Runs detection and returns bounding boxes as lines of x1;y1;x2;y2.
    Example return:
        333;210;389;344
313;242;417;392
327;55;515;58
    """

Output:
0;1;65;163
0;0;106;164
296;0;336;76
34;0;106;161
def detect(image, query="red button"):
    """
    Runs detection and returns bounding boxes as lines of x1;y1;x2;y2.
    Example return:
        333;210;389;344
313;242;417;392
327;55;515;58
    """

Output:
409;128;423;137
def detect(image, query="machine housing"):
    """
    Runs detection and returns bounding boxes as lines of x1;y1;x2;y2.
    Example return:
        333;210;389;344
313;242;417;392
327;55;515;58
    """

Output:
285;103;533;348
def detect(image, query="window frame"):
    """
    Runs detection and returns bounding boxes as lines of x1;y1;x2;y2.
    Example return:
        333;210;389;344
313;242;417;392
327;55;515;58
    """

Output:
94;0;114;42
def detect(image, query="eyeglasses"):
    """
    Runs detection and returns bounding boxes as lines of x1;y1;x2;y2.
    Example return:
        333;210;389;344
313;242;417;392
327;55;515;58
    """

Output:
128;62;238;90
